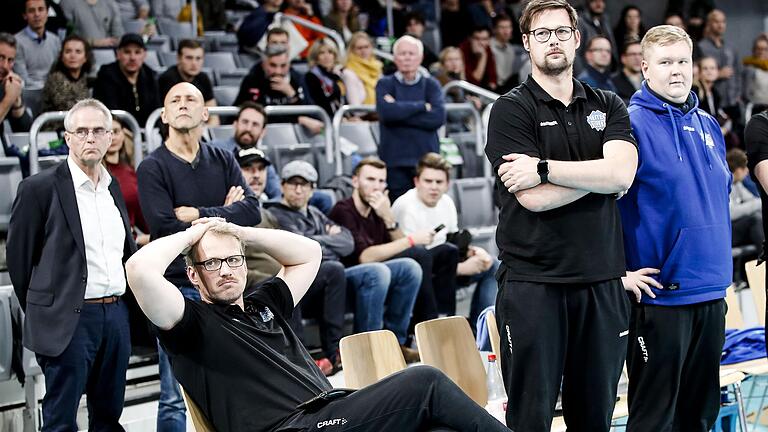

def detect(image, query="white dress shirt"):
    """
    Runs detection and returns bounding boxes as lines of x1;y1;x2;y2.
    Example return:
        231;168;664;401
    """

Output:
67;157;127;299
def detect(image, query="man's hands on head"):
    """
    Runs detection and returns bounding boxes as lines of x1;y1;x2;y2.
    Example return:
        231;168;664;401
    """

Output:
498;153;541;193
622;268;662;303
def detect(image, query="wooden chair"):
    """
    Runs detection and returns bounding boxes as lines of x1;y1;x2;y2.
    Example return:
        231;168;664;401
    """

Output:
415;316;488;406
745;259;766;326
339;330;406;389
725;285;745;329
181;387;215;432
486;311;501;361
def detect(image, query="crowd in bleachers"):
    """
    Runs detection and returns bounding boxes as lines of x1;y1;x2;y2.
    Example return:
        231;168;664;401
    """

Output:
1;0;768;427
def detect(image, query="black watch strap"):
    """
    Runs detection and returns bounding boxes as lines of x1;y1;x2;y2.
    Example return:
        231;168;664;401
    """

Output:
537;159;549;184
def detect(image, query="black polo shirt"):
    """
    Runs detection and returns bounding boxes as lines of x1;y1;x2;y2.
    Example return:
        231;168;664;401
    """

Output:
157;278;332;432
485;76;636;284
746;111;768;258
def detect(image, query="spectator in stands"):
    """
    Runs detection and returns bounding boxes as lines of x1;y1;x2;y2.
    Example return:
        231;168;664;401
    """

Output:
266;161;349;375
305;38;346;117
137;82;262;432
392;153;499;332
697;9;742;118
93;34;161;125
158;39;219;125
440;0;470;48
612;40;643;105
126;219;509;432
7;99;137;432
404;12;438;68
104;117;150;246
665;13;686;30
235;45;324;133
116;0;150;21
491;14;528;94
695;56;726;118
577;0;617;68
486;0;638;428
613;5;645;47
460;26;498;91
238;0;283;54
283;0;324;59
150;0;184;22
578;35;617;92
467;0;494;31
60;0;124;48
377;35;446;201
743;34;768;115
0;33;32;139
727;148;764;251
41;35;92;116
342;31;382;105
13;0;61;88
434;46;481;133
619;25;730;432
322;0;360;43
330;157;456;338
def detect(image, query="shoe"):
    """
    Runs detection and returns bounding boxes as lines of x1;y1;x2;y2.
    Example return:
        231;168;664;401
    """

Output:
315;358;334;376
400;345;421;364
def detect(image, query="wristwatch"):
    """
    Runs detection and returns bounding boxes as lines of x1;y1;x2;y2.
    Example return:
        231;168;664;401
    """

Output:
537;159;549;184
386;221;399;231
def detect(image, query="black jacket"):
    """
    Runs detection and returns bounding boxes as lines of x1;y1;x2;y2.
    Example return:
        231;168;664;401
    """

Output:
93;62;161;125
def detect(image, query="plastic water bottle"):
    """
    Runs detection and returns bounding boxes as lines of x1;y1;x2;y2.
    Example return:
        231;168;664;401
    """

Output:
485;354;507;423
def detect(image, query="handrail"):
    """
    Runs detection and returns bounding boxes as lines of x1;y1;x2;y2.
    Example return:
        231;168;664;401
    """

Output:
273;12;346;54
386;0;394;38
29;110;143;176
373;49;393;62
442;80;500;102
481;103;494;177
331;104;376;176
144;105;334;164
444;102;484;157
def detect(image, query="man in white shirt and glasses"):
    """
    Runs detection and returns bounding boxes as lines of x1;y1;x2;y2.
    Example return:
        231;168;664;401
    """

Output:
7;98;139;431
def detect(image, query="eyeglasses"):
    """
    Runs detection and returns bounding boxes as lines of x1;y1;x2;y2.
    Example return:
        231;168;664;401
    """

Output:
67;128;110;140
528;26;575;43
193;255;246;272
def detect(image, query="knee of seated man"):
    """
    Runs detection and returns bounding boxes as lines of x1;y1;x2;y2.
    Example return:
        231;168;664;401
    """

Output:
401;365;448;386
322;260;347;276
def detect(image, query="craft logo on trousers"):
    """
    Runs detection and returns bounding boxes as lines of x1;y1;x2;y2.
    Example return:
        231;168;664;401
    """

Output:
317;418;348;428
637;336;649;363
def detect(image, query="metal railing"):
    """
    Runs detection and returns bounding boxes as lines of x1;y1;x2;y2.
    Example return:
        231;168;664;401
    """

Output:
273;12;346;54
28;110;143;176
444;102;483;155
143;105;334;164
442;80;500;103
331;104;376;175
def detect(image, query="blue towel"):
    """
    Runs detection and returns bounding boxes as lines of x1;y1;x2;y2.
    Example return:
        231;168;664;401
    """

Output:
721;326;767;365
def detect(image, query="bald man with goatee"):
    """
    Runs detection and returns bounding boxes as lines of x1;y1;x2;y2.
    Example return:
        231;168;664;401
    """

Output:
137;82;262;431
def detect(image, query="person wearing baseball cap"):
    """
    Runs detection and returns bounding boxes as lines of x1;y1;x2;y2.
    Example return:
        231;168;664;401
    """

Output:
93;33;161;124
236;147;272;200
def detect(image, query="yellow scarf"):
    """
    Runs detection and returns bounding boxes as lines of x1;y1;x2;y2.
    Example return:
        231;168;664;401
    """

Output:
344;53;383;105
743;56;768;72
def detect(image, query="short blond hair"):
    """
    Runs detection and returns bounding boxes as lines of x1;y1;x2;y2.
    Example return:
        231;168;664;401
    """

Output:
307;38;340;67
641;25;692;58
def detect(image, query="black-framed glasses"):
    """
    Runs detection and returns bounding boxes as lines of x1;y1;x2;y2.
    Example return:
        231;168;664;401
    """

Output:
67;127;110;140
528;26;575;43
193;255;246;272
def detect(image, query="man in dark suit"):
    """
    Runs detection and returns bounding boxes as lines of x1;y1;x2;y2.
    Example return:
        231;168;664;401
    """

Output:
7;98;137;431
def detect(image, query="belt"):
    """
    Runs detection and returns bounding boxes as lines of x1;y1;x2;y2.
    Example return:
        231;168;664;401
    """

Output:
83;295;120;304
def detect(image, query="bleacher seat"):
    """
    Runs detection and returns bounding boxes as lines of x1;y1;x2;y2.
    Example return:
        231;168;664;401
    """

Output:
208;125;234;141
213;86;238;106
339;122;378;156
370;121;380;143
6;132;60;153
159;51;178;67
452;177;496;228
216;70;249;87
144;50;162;71
123;19;146;35
0;285;14;381
38;155;68;171
0;158;22;231
146;35;172;52
204;52;239;72
261;123;317;170
238;53;258;70
22;88;43;117
156;18;195;40
92;48;116;69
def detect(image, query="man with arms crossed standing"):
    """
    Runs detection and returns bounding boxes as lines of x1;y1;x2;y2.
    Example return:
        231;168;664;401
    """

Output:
485;0;638;429
619;25;732;431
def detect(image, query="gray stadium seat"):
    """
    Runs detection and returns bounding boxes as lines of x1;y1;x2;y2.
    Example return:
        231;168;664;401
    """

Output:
216;69;249;87
0;157;22;231
202;67;216;85
144;50;161;71
6;132;60;153
123;19;147;35
159;51;178;67
339;121;378;156
370;122;380;143
205;52;238;72
208;125;234;141
92;48;116;68
453;177;496;228
38;155;68;171
157;18;195;39
213;86;238;106
146;35;172;52
238;53;258;70
261;123;317;171
0;285;13;381
22;88;43;117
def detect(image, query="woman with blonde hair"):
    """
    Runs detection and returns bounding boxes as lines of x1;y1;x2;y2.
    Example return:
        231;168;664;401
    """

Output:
342;32;382;105
305;39;346;117
323;0;360;42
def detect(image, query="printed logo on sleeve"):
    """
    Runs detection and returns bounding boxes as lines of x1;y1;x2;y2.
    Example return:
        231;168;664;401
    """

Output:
586;110;607;131
539;120;558;127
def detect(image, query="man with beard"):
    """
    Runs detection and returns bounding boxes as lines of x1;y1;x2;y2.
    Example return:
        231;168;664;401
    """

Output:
485;0;638;430
0;33;31;139
137;82;261;432
612;40;643;105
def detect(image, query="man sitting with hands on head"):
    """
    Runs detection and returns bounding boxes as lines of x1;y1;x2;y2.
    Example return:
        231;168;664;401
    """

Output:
125;218;510;432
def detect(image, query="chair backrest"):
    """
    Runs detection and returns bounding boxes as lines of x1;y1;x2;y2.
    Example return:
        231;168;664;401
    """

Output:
208;124;235;141
144;50;162;71
22;88;43;117
486;311;501;361
725;285;744;329
415;316;488;406
746;259;766;326
453;177;496;228
339;122;378;156
180;386;216;431
0;158;22;231
157;18;195;39
123;19;146;35
92;48;116;68
215;69;249;87
339;330;406;389
146;35;172;52
213;86;239;107
205;52;238;72
160;51;179;67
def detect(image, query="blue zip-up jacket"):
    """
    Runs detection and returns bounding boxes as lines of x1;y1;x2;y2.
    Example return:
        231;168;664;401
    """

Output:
618;82;732;306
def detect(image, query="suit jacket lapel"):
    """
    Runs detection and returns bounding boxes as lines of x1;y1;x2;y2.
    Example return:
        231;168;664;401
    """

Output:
54;163;86;259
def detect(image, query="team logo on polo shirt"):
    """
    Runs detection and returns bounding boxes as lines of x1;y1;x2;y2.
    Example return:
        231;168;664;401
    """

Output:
586;110;607;131
259;307;274;323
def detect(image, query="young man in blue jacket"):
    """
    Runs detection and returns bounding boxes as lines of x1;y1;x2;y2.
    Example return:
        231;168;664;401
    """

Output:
618;25;732;431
